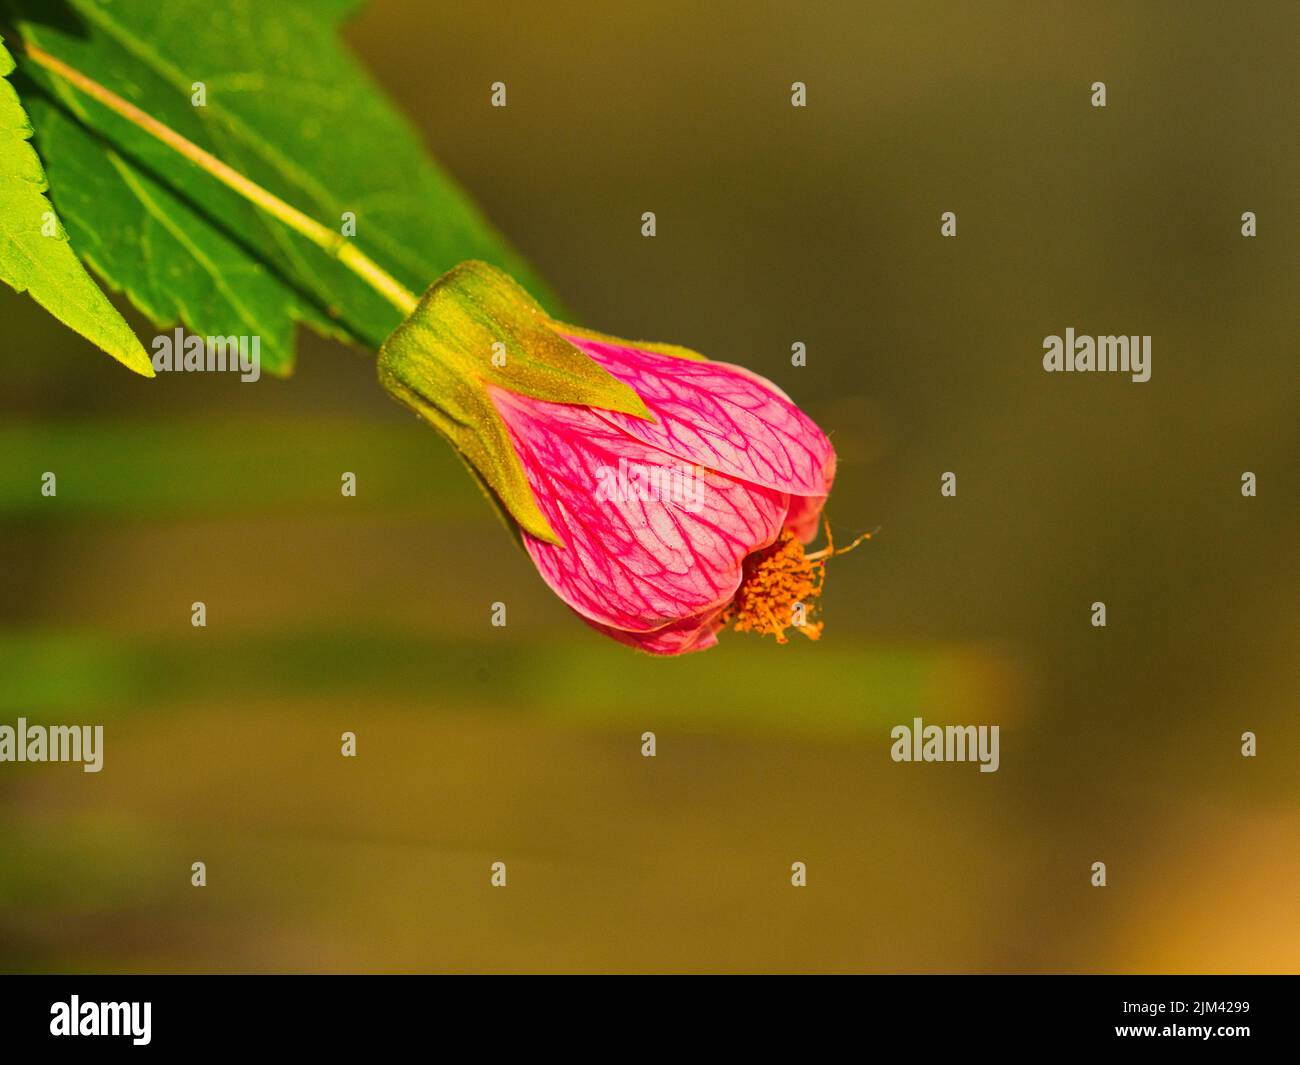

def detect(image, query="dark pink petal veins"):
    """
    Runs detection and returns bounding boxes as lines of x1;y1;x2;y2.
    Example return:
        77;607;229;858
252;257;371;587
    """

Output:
564;337;836;499
489;385;788;634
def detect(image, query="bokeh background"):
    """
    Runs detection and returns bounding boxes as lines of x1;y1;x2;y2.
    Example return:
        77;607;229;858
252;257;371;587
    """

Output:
1;0;1297;972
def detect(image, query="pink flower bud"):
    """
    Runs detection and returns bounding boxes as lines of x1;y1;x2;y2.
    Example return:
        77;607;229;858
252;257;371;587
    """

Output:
379;261;839;654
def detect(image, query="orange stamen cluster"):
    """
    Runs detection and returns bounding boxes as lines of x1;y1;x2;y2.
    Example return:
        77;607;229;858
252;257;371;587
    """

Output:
723;523;875;644
722;532;827;643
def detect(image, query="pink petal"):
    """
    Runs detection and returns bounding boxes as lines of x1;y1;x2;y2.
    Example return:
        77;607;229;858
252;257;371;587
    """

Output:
783;492;828;544
489;385;788;635
582;606;728;655
564;336;835;499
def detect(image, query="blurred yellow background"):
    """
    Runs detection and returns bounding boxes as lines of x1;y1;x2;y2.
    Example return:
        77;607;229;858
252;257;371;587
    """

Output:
1;0;1297;972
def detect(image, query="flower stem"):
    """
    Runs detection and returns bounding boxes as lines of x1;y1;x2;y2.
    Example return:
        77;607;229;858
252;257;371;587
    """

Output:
13;35;420;316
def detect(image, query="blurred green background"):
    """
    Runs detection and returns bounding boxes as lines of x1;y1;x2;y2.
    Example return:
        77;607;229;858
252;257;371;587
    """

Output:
1;0;1297;972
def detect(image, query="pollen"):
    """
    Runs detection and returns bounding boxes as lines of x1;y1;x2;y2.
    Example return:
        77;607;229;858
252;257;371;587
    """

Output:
723;532;826;642
723;523;873;644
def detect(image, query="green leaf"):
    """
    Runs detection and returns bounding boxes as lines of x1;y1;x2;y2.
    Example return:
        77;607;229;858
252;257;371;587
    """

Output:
0;34;151;375
3;0;553;375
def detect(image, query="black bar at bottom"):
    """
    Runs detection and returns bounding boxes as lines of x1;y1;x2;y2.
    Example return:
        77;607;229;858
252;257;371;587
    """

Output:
0;974;1290;1052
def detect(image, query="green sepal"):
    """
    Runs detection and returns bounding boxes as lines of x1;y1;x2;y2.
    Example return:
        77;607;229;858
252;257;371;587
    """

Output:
377;260;653;545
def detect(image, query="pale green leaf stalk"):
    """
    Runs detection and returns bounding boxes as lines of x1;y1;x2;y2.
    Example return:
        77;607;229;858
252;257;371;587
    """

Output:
0;34;151;375
4;0;554;375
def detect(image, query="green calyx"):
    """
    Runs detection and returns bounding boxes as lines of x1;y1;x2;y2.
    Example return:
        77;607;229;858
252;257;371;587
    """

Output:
377;260;654;545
